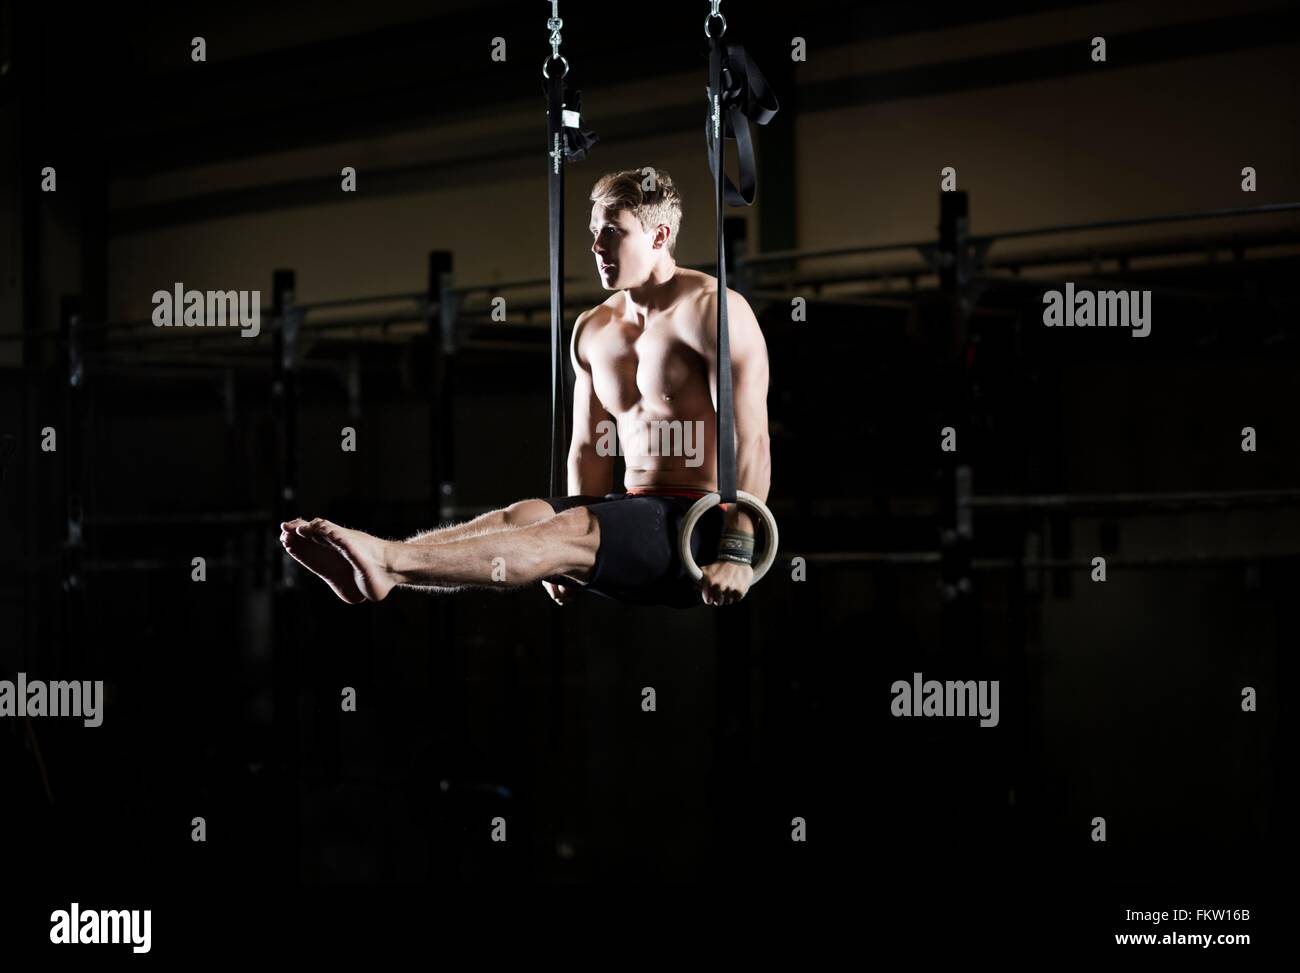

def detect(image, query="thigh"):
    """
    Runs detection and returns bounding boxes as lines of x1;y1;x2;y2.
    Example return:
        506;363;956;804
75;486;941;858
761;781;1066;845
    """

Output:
585;496;725;607
582;496;681;591
537;495;610;588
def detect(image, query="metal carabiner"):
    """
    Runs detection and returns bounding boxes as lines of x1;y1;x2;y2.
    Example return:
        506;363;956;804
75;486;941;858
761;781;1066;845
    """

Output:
544;1;567;78
542;54;569;79
705;0;727;39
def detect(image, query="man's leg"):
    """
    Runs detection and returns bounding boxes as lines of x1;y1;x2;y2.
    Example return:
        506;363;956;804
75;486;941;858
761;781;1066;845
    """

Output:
282;499;560;599
397;499;562;592
404;499;558;545
293;506;599;602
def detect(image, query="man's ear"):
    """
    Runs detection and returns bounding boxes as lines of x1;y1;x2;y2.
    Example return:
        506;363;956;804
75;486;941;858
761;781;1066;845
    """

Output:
655;225;672;250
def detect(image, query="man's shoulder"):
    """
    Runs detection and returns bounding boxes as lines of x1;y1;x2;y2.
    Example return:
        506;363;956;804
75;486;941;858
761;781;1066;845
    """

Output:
572;297;621;367
577;294;622;330
675;267;715;300
674;272;757;332
675;268;751;310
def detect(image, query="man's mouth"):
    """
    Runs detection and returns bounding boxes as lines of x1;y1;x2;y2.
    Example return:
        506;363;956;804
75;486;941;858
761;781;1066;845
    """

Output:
600;262;615;274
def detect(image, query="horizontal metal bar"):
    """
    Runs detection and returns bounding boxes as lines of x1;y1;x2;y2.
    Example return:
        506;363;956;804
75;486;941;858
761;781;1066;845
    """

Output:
976;202;1300;246
795;551;939;565
456;296;609;319
741;202;1300;269
86;510;272;526
459;339;550;354
79;557;246;573
1;555;256;576
75;318;155;334
0;331;56;344
742;238;931;267
85;358;274;375
12;547;1298;577
971;488;1300;513
747;289;919;311
297;313;427;332
295;292;424;312
790;550;1300;569
449;276;567;296
67;491;1267;529
969;272;1290;309
978;552;1300;569
980;227;1300;272
747;231;1300;295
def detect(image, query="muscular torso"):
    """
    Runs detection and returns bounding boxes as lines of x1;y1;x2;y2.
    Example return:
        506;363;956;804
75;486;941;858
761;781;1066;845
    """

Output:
579;268;719;491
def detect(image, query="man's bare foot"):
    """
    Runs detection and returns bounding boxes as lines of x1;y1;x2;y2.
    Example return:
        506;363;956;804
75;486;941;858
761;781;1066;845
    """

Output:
296;518;398;603
280;518;367;604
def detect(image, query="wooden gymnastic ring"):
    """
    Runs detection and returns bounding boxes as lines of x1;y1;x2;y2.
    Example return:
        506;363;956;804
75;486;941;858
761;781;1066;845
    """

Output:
678;490;779;584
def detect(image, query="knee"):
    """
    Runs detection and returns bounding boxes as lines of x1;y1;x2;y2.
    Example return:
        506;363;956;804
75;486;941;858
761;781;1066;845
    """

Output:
503;498;557;527
545;505;598;539
538;504;598;559
537;507;598;577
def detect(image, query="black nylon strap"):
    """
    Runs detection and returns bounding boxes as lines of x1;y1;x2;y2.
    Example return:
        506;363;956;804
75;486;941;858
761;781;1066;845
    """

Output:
708;37;736;504
706;31;778;505
704;39;779;207
707;30;774;504
547;71;566;497
545;71;598;497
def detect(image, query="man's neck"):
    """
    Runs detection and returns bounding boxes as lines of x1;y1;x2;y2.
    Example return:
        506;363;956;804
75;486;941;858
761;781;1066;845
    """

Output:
624;260;679;320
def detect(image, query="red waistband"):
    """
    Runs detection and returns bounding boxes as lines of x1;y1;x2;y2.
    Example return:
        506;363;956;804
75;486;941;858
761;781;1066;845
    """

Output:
625;486;711;498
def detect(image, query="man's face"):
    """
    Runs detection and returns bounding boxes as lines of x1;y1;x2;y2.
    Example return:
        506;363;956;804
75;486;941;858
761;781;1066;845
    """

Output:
589;205;662;289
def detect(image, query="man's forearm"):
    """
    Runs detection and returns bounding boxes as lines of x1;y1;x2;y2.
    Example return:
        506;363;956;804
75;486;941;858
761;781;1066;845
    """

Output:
723;506;758;533
724;434;772;535
568;446;614;497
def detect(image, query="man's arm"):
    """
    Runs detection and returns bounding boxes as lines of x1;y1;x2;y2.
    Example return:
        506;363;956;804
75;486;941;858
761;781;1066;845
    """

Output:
709;289;772;536
568;310;616;496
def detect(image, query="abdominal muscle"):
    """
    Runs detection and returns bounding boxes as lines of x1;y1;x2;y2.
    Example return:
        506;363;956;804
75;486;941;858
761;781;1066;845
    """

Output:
616;398;717;491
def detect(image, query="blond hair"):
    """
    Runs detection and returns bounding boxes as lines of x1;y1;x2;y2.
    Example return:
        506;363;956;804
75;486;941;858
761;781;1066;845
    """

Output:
589;167;683;256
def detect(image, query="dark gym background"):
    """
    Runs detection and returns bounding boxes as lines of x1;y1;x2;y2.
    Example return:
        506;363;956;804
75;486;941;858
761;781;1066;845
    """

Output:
1;0;1291;947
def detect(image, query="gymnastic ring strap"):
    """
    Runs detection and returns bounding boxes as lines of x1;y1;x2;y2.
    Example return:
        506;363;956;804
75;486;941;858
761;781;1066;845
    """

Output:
704;37;779;207
706;29;779;510
544;68;598;496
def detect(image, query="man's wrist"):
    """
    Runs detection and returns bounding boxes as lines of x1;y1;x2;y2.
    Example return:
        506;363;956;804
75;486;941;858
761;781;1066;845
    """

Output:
715;527;756;566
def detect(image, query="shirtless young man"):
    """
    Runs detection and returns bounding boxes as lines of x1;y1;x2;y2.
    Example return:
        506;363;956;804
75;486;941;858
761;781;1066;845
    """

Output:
280;167;771;608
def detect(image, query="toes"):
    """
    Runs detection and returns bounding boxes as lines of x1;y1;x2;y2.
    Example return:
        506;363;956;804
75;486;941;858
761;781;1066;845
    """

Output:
296;520;328;543
312;524;346;549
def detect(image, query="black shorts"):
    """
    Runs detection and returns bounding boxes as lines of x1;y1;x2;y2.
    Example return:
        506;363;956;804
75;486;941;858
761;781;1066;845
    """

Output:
542;491;725;609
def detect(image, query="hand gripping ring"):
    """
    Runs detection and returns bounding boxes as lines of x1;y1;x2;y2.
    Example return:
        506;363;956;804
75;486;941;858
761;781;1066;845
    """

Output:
678;490;779;584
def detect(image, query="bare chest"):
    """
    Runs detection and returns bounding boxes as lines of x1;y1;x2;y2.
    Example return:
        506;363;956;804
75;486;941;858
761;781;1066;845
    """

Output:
588;315;710;414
